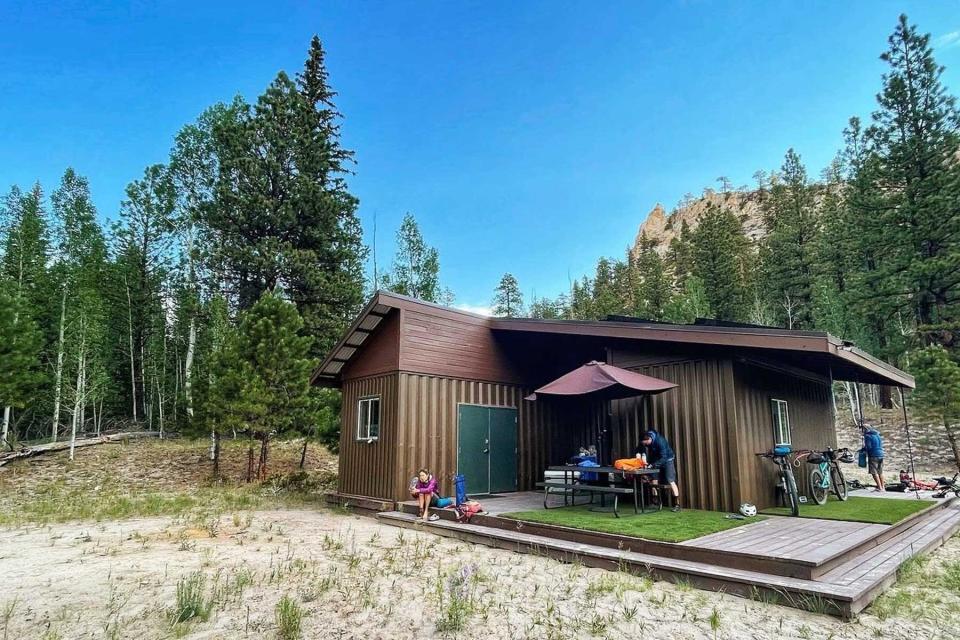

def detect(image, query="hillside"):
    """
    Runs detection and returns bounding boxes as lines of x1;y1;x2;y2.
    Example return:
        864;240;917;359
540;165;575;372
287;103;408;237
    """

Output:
630;189;766;260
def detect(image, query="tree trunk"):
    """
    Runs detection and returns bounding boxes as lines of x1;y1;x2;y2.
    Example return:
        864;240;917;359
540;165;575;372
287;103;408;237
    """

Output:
51;285;67;441
69;342;85;462
246;445;254;483
126;281;138;423
878;385;893;410
300;440;308;469
156;375;164;439
212;430;221;479
1;407;11;446
185;317;196;420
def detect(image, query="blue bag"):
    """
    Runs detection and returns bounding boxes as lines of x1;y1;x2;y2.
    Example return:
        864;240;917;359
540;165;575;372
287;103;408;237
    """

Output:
454;474;467;505
857;449;867;468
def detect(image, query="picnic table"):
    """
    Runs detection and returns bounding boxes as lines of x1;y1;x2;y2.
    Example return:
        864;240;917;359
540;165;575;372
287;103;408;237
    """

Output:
542;465;661;517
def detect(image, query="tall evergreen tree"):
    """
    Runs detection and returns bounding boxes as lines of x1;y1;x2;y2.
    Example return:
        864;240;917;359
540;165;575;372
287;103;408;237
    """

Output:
759;149;820;329
492;273;524;316
690;203;750;321
861;15;960;347
909;345;960;471
209;37;367;356
0;288;43;445
633;237;671;320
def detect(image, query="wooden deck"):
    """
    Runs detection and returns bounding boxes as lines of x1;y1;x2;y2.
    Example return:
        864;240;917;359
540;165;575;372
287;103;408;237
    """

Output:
381;494;960;617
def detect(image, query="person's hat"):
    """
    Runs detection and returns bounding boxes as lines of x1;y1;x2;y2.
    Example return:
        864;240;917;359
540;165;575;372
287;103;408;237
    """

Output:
643;430;656;441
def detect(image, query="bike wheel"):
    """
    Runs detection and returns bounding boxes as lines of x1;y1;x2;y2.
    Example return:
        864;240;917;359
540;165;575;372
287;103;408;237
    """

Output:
785;470;800;516
831;465;848;501
809;468;828;505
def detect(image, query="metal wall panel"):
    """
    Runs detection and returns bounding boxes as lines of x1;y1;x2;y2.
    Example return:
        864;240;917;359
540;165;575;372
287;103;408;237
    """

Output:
338;373;399;500
731;362;836;510
391;374;550;502
608;357;735;512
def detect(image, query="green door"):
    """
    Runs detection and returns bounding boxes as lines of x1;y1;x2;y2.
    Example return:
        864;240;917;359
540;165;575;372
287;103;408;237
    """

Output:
457;405;491;494
488;407;518;493
457;405;518;495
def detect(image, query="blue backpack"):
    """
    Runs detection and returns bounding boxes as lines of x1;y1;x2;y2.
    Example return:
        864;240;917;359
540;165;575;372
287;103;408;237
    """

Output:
454;474;467;505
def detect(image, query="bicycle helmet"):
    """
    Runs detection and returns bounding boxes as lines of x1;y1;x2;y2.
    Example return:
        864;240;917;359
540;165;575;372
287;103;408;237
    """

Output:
838;450;855;464
739;503;757;517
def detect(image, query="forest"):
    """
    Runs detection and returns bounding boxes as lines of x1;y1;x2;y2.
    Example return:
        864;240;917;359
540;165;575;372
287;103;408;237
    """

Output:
2;16;960;469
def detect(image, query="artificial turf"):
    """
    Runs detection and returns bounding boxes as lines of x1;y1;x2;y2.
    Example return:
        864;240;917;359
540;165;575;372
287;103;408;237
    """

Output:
761;495;935;524
500;505;759;543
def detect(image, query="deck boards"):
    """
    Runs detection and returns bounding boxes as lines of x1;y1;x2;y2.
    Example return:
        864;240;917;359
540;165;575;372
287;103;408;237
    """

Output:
682;515;888;564
379;498;960;617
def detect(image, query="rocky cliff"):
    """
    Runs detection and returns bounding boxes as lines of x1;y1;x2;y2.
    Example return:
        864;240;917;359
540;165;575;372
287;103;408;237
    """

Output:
630;189;766;260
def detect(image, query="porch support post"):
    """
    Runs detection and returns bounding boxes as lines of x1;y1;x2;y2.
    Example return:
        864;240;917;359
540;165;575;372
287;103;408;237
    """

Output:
898;387;920;500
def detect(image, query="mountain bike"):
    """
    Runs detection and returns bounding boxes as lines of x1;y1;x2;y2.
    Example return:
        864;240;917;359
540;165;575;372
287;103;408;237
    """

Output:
797;447;852;505
756;447;800;517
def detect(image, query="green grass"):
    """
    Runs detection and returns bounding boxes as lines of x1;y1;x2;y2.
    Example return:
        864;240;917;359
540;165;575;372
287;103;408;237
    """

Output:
500;505;759;543
762;495;935;524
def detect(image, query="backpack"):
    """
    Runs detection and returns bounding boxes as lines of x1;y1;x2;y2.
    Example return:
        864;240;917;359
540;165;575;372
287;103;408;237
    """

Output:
857;448;868;468
455;500;484;522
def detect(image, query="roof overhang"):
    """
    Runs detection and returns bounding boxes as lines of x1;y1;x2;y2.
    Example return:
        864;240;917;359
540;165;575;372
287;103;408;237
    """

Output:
310;290;492;387
491;318;915;389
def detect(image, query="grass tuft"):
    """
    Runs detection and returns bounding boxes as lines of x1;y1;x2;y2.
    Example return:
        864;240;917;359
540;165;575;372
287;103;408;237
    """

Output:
275;595;303;640
170;571;213;626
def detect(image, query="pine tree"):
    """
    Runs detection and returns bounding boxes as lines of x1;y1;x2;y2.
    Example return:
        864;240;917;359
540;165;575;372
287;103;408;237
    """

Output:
667;219;694;287
759;149;820;329
0;287;43;445
909;345;960;471
209;37;367;356
690;203;750;321
207;292;318;439
492;273;524;316
380;213;442;302
633;237;671;320
591;257;621;318
1;183;50;440
862;15;960;347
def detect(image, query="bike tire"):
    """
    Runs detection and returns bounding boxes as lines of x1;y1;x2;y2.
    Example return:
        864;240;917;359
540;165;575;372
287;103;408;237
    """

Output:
809;468;828;505
831;465;848;501
785;469;800;517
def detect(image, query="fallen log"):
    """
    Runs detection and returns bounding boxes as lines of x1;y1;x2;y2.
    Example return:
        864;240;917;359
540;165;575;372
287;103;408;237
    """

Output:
0;431;162;467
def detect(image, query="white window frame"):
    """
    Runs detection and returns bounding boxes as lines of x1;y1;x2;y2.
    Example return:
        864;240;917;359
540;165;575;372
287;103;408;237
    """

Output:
771;398;791;446
357;395;381;441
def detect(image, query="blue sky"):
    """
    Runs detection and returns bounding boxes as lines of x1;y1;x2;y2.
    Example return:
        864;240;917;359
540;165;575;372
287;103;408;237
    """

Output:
3;2;960;313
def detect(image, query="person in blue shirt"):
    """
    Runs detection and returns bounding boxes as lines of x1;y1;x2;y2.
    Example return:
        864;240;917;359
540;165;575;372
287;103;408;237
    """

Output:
863;424;886;492
635;430;681;511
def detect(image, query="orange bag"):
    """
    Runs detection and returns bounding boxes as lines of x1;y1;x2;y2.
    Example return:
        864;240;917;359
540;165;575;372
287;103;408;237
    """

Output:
614;457;646;470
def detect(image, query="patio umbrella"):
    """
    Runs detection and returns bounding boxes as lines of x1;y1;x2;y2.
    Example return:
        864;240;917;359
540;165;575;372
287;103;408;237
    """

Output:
525;361;677;401
525;361;677;463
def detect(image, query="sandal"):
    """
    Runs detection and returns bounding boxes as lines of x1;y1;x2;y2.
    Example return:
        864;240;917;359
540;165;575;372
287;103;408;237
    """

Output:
428;514;440;522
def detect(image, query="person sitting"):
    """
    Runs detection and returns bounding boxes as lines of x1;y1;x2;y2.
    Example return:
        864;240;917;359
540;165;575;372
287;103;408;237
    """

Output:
409;468;452;521
636;430;681;512
862;424;885;492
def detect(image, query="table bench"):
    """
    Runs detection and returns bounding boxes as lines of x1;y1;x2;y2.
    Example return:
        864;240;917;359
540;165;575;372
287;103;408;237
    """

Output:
546;465;661;515
536;481;635;518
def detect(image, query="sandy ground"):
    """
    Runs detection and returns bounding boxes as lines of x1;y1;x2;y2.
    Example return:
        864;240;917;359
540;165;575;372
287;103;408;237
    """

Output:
0;507;957;640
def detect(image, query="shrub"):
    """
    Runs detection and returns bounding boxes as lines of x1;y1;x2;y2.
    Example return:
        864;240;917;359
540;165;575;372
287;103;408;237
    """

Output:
275;594;303;640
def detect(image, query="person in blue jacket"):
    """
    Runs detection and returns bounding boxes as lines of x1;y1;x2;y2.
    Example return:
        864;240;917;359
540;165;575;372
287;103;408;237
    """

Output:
863;424;886;492
635;430;681;511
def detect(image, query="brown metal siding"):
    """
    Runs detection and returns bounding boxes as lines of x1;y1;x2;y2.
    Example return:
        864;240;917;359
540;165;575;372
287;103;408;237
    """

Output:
731;362;836;510
338;373;399;500
607;356;735;512
399;309;521;383
342;309;400;381
392;374;550;501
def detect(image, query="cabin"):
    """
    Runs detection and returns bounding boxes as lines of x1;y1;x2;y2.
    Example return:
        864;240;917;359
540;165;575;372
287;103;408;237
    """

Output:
312;291;914;512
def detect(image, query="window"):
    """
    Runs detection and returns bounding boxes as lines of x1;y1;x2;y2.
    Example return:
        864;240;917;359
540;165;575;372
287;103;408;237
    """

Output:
771;399;791;446
357;396;381;441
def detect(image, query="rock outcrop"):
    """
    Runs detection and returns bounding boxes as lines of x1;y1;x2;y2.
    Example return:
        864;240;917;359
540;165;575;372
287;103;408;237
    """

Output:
630;189;766;260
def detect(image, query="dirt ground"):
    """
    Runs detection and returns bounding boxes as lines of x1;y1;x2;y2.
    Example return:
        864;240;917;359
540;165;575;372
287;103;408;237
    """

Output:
0;509;957;640
0;439;958;639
